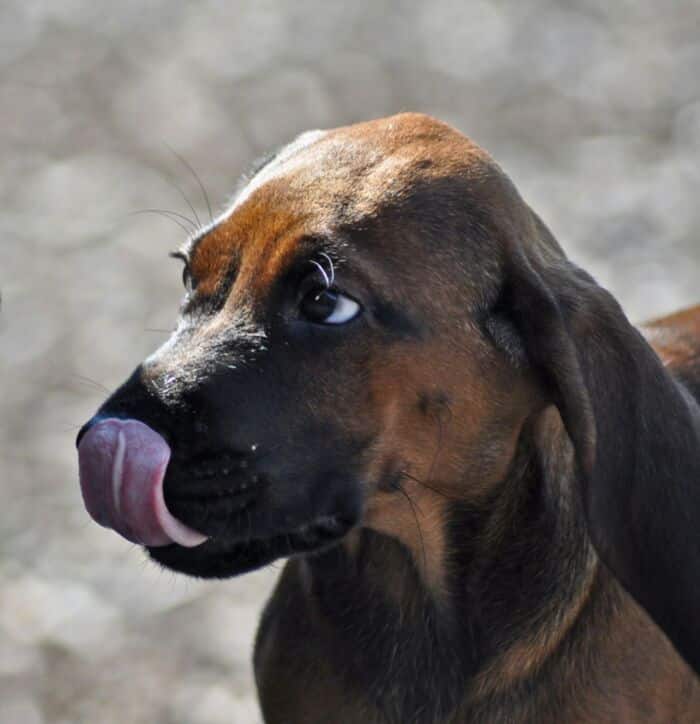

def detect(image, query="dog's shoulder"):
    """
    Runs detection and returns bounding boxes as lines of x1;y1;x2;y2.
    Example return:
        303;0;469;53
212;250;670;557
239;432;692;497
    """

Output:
642;304;700;400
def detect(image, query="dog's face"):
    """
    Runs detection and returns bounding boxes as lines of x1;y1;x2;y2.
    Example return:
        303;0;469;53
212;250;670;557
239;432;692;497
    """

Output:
78;114;541;579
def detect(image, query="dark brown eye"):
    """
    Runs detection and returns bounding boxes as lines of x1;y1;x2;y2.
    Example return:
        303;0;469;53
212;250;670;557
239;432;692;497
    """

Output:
299;287;360;324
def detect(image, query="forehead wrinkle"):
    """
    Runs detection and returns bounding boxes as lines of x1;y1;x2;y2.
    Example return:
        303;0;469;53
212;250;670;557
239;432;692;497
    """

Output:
187;222;241;297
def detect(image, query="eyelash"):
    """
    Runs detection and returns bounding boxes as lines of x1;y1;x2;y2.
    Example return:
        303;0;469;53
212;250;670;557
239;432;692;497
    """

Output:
168;249;360;327
295;255;362;325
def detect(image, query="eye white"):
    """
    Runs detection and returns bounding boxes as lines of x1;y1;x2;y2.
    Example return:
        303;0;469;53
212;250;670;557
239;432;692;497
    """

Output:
324;293;360;324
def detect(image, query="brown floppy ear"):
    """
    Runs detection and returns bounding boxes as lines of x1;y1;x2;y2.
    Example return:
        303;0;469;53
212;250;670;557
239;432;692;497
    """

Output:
498;215;700;674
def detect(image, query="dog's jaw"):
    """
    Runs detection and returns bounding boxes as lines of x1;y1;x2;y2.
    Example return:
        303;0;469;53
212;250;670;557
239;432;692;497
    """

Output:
147;514;356;578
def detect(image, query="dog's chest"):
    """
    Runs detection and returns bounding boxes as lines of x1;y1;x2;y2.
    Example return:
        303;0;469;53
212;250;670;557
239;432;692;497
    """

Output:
253;555;463;724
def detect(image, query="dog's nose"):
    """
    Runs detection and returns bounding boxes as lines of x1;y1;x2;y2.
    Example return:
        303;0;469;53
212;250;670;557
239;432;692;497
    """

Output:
76;417;98;448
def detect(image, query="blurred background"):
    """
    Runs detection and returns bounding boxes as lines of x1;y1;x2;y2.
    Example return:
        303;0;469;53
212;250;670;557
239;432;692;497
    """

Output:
1;1;699;722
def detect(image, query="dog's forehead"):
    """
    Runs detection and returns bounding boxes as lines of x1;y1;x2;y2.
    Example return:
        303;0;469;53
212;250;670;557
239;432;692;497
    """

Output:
233;116;485;218
230;129;331;214
225;114;485;222
186;114;511;297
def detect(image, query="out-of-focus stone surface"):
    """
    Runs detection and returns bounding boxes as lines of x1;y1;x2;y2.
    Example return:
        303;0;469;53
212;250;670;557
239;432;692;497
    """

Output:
1;1;698;722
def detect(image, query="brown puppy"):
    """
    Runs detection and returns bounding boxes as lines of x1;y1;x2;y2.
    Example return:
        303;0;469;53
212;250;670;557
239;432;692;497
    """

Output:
77;114;700;723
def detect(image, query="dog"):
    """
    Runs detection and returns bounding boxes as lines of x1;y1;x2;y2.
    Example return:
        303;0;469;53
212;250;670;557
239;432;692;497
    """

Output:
77;114;700;723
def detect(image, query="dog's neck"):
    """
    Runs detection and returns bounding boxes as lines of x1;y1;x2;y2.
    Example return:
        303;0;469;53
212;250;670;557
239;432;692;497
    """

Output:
301;410;608;721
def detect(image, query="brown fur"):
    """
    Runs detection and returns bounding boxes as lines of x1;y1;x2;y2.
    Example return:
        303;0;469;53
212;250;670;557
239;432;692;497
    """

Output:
645;305;700;373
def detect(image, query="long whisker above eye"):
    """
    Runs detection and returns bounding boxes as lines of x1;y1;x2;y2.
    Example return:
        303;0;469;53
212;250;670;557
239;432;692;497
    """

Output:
163;174;202;230
130;208;199;235
165;142;214;223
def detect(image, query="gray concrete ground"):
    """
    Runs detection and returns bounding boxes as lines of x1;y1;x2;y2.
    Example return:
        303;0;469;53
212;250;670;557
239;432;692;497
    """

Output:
1;1;699;722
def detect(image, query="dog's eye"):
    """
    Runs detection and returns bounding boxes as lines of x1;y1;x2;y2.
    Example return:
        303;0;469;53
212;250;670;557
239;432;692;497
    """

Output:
299;288;361;325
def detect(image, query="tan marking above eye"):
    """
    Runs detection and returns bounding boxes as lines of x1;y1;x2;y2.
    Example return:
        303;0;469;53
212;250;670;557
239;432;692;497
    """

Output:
188;226;239;297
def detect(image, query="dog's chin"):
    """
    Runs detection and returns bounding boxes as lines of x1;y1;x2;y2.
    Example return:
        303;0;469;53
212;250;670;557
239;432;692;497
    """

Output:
146;514;356;578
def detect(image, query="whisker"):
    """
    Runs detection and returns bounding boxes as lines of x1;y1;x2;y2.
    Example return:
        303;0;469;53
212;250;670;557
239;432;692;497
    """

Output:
59;423;87;432
165;142;213;223
399;399;458;504
163;174;202;229
71;374;111;394
392;479;427;573
399;470;461;502
130;208;199;231
129;209;195;236
428;401;453;485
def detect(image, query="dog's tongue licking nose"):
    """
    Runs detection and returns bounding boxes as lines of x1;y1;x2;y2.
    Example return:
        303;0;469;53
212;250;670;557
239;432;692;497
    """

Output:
78;418;207;547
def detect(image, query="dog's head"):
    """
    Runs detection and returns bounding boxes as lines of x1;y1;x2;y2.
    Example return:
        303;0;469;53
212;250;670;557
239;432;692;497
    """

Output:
77;113;685;591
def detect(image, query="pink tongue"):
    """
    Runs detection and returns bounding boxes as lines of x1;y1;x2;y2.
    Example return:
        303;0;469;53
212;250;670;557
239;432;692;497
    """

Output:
78;418;207;547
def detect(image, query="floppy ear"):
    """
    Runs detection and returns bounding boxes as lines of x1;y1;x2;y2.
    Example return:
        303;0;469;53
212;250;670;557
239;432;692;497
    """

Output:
498;215;700;673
